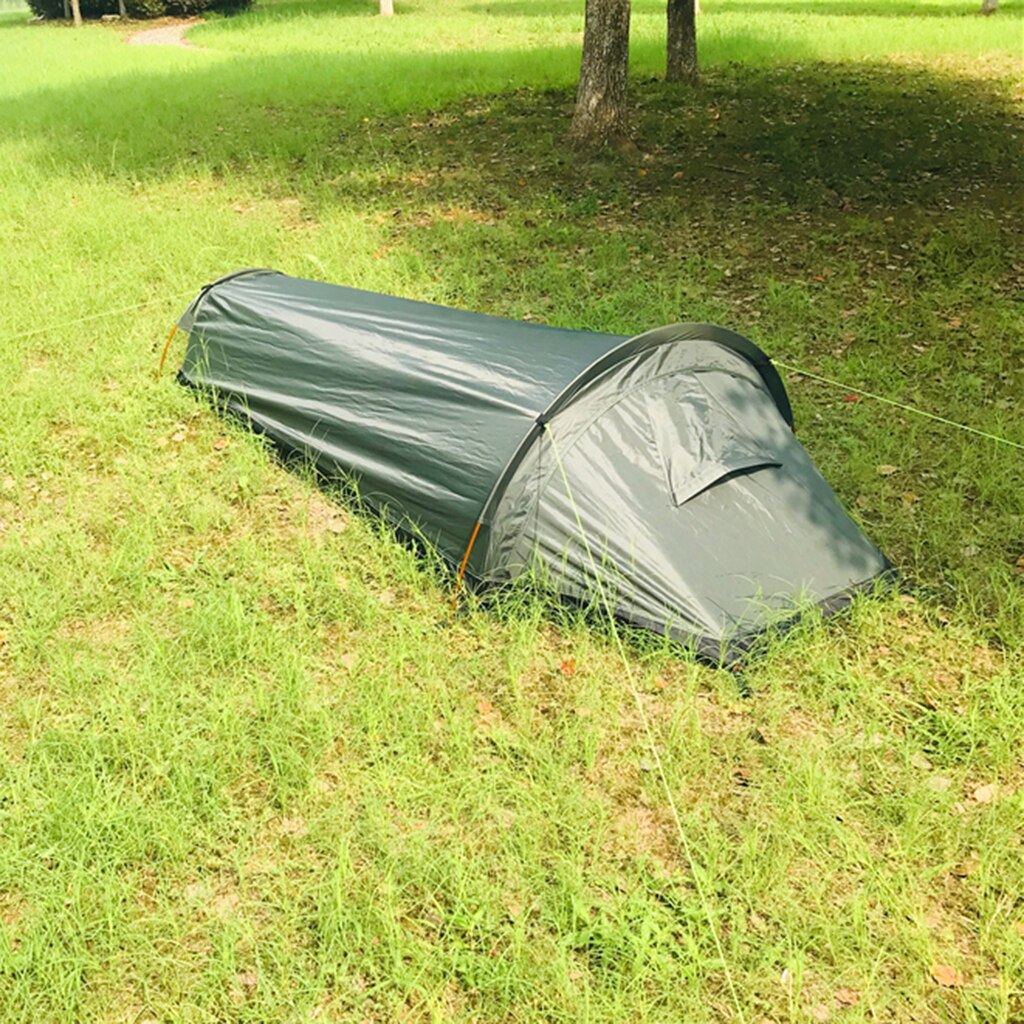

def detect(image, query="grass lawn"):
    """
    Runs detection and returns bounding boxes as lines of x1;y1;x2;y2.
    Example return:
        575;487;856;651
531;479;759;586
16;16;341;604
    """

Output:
0;0;1022;1020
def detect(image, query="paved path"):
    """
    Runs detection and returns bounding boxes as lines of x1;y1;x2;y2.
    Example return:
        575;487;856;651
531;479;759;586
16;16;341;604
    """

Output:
126;20;203;49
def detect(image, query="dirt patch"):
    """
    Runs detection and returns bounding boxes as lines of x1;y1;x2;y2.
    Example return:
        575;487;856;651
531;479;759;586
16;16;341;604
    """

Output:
126;19;202;50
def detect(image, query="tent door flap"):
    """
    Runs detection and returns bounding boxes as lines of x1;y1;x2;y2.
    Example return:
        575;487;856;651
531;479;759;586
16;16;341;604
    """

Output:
645;372;782;506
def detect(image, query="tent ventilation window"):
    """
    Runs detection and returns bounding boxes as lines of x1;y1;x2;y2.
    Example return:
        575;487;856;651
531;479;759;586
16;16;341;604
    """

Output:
645;372;781;506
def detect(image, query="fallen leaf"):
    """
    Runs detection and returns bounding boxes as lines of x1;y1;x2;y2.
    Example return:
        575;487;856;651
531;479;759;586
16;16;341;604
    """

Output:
212;438;229;451
842;393;860;403
558;658;576;678
171;431;186;443
876;464;899;476
810;1004;830;1022
840;309;857;318
477;699;493;717
947;317;962;330
972;783;998;804
1015;555;1024;574
339;651;357;670
236;970;258;991
910;751;933;771
1014;921;1024;938
930;963;965;987
926;775;952;793
834;987;860;1008
901;492;919;507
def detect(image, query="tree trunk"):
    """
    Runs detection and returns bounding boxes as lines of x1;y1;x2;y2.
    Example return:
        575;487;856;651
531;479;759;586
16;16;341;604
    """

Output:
118;0;127;18
568;0;632;150
980;0;997;13
379;0;394;15
666;0;698;83
69;0;82;26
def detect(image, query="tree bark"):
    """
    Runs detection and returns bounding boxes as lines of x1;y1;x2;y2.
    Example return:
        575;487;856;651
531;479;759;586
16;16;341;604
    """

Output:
69;0;82;26
379;0;394;15
666;0;698;83
568;0;632;150
118;0;127;18
980;0;997;13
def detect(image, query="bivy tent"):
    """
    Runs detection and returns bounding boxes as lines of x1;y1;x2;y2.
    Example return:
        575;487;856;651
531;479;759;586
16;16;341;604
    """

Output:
175;269;891;661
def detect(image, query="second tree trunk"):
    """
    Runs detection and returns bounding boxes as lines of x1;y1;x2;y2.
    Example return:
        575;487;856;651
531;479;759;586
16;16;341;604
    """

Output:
666;0;698;83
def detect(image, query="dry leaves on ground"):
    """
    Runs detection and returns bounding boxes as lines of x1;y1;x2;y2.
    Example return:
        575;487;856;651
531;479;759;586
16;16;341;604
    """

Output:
930;963;966;987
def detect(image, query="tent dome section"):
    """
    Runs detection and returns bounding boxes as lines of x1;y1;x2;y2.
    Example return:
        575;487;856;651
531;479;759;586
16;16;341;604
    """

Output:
483;331;890;657
177;270;626;563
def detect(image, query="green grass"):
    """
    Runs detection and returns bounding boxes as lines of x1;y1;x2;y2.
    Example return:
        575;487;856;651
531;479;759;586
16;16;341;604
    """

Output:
0;0;1022;1021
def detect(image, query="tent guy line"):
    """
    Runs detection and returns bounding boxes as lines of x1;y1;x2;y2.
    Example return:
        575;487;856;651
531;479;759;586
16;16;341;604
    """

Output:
0;291;197;348
776;361;1024;452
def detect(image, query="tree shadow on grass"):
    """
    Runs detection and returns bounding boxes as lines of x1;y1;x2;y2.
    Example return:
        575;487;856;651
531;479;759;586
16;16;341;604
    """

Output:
467;0;1017;18
1;43;1019;207
712;0;1021;18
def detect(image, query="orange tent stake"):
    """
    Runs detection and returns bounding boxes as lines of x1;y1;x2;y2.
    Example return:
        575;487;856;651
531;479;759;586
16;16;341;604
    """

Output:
449;520;482;619
158;324;179;375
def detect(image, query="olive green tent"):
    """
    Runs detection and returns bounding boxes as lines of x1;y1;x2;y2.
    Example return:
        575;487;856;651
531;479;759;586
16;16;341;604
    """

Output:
176;269;890;661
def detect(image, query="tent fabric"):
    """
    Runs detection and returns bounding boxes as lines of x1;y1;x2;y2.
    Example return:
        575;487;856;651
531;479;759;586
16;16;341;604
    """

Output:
176;269;890;660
